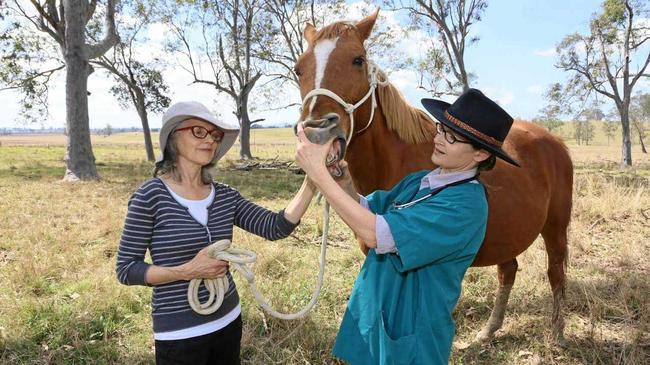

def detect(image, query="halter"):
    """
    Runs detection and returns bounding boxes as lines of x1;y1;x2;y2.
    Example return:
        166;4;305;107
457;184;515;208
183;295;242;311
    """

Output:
301;60;389;145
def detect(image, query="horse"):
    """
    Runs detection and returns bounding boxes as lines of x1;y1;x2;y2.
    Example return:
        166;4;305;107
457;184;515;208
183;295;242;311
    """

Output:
294;9;574;344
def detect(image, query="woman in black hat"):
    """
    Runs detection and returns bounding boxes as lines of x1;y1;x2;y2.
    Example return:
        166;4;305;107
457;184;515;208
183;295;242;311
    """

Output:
295;89;519;365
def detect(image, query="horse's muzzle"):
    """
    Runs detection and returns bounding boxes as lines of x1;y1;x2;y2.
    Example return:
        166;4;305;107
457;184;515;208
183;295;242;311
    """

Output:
295;113;347;178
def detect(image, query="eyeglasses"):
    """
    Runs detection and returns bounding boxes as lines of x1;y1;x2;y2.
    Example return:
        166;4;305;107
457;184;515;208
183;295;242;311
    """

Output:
175;125;225;142
435;123;472;145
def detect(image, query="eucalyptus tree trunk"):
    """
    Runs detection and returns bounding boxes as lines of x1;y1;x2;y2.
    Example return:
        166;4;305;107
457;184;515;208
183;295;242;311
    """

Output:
620;110;632;166
238;92;253;160
633;121;647;154
135;91;155;161
63;2;98;181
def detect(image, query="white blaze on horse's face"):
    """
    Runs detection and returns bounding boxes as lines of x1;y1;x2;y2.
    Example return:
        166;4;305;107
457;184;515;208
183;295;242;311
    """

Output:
309;37;339;115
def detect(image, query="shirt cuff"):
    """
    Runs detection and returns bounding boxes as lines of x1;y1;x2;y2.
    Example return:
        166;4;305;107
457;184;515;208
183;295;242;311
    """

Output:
128;261;152;286
276;209;299;236
375;214;398;254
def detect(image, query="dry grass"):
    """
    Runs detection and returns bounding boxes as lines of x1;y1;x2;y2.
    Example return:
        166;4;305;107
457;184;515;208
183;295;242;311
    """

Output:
0;130;649;364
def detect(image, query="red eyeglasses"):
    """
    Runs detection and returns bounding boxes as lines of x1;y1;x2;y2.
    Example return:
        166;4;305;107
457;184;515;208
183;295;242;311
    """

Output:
175;126;225;142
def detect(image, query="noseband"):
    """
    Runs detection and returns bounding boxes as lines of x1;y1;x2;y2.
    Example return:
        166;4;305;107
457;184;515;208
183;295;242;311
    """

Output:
301;60;389;145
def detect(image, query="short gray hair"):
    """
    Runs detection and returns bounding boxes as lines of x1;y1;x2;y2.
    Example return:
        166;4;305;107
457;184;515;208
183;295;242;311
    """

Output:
153;131;215;184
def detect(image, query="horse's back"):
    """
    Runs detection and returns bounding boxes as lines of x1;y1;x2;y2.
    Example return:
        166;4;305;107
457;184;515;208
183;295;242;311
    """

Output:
473;120;573;266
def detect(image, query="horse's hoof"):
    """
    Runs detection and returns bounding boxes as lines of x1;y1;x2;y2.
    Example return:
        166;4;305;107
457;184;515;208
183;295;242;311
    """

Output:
475;329;494;343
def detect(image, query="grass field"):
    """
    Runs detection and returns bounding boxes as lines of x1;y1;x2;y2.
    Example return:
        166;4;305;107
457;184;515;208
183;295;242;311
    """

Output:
0;128;649;364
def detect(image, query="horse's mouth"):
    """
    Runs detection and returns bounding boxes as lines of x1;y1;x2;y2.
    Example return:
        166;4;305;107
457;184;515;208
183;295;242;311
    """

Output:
296;114;347;178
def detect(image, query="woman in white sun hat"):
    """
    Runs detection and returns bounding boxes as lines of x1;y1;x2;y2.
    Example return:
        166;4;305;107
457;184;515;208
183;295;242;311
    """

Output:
116;101;316;364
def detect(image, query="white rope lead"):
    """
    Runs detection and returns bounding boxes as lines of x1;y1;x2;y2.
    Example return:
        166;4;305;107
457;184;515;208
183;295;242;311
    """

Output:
188;202;331;320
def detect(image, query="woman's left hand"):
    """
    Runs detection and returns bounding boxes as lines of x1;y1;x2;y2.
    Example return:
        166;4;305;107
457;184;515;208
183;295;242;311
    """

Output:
295;122;334;179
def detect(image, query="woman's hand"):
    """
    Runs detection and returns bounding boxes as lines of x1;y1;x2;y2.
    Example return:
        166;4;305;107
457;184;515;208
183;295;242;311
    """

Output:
295;122;334;179
180;247;229;280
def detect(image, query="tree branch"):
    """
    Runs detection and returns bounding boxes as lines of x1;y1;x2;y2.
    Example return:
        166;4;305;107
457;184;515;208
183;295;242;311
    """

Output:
86;0;118;59
0;63;65;91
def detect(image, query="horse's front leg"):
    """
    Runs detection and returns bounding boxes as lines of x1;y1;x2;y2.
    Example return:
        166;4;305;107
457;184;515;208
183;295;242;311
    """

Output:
476;258;518;342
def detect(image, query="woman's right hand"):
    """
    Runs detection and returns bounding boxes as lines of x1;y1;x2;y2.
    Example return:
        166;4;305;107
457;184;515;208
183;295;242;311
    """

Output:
180;247;229;280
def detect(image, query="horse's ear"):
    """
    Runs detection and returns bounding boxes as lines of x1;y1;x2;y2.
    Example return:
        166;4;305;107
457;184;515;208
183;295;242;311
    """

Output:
355;8;379;41
304;23;317;46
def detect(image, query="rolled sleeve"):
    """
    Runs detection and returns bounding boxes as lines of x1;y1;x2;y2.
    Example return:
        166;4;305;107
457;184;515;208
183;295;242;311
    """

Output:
375;215;398;254
361;196;397;254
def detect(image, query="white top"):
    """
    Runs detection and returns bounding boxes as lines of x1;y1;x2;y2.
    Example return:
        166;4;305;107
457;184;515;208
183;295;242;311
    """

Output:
166;183;215;226
154;305;242;341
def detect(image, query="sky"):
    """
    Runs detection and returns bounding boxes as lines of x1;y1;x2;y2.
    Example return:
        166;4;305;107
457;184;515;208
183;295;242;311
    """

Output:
1;0;648;130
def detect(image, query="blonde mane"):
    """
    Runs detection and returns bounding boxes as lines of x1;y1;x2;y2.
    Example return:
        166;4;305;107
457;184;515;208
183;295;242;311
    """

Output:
376;78;435;145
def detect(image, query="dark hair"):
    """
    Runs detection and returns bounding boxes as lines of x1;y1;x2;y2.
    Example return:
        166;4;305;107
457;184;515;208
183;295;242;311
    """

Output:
153;131;215;184
471;143;497;173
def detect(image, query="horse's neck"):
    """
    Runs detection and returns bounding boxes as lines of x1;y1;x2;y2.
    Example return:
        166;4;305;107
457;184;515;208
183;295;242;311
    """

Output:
346;106;434;195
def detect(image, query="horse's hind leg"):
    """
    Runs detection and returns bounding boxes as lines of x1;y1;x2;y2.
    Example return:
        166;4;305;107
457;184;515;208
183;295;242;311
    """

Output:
476;258;518;342
541;224;568;346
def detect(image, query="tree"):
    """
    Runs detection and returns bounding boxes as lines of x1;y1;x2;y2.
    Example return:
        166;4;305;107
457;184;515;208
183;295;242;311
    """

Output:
534;83;566;133
602;120;619;145
258;0;344;89
103;123;113;136
0;4;64;122
1;0;118;181
165;0;269;160
389;0;487;96
91;2;170;161
630;92;649;152
555;0;650;166
575;103;603;145
573;120;596;145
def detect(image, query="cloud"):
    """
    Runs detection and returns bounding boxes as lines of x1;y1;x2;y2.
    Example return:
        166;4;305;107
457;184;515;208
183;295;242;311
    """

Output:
534;47;556;57
480;87;515;107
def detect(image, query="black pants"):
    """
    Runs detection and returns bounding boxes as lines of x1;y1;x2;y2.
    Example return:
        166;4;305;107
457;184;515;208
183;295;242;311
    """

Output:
155;315;242;365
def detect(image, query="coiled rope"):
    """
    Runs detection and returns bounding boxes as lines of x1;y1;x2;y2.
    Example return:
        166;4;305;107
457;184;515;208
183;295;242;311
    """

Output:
188;203;331;320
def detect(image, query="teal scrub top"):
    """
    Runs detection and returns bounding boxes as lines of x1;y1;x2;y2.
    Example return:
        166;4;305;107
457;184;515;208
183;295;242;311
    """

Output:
332;170;488;365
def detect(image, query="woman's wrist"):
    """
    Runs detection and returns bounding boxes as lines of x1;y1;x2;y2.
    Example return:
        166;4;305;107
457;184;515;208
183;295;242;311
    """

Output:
308;166;333;189
172;264;190;281
145;264;191;286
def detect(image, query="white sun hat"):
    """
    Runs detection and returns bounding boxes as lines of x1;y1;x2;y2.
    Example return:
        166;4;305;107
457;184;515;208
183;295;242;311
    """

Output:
157;101;240;164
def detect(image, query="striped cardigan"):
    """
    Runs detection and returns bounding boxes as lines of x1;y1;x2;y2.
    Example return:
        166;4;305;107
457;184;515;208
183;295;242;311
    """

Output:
116;178;298;333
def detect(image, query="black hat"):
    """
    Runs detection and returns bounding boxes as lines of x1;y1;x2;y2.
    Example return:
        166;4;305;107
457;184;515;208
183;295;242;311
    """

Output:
421;88;520;167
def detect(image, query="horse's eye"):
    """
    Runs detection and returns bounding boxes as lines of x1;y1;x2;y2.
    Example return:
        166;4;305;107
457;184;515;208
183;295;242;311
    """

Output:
353;57;364;66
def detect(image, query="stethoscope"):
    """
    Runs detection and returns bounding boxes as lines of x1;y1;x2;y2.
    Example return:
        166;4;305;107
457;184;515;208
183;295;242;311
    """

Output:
391;175;479;210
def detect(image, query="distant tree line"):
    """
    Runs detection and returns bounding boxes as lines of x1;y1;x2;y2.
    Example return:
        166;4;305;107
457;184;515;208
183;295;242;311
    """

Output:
0;0;647;181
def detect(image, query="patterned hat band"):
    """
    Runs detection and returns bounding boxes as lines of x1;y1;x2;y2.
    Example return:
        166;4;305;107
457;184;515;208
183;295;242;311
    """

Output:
444;111;503;147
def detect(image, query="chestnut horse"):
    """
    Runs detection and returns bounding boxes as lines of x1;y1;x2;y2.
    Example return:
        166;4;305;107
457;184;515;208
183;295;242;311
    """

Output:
295;10;573;344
